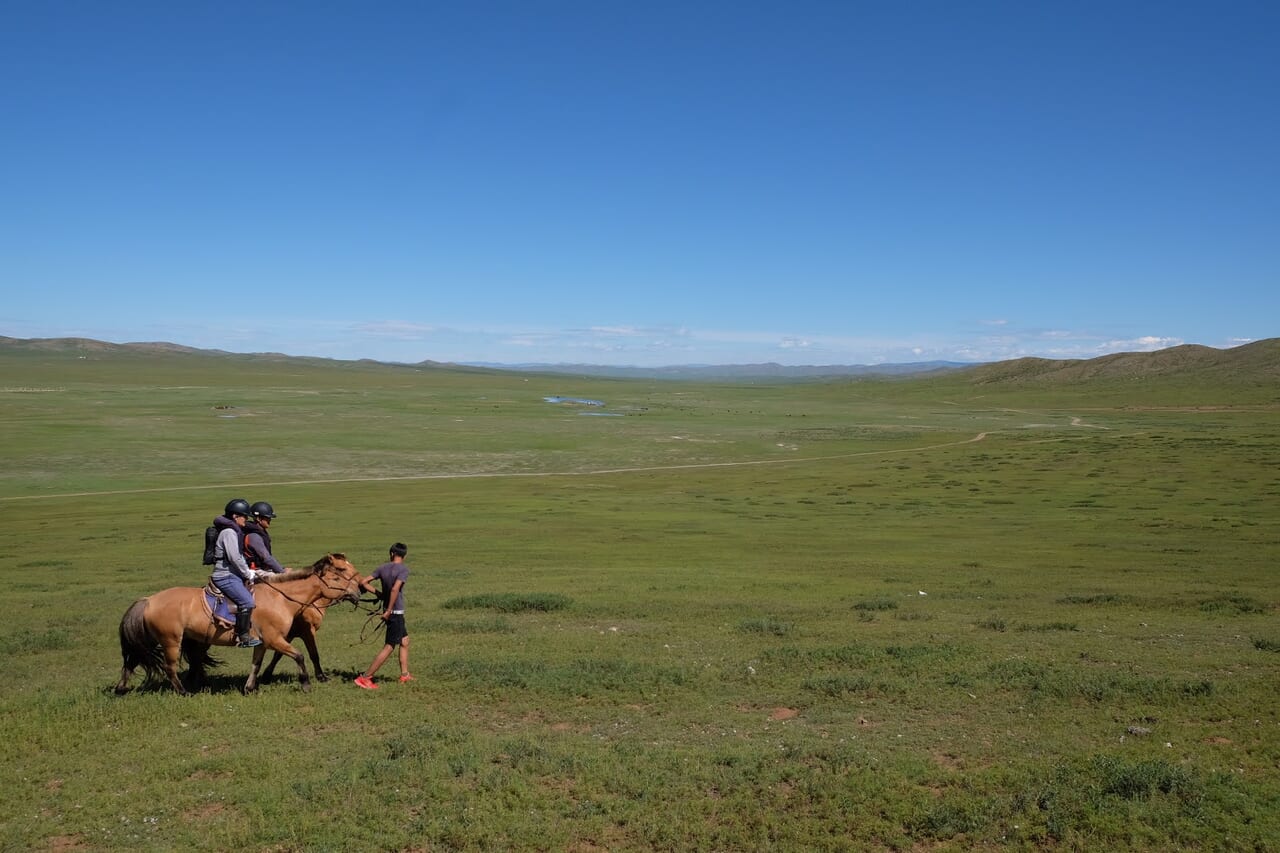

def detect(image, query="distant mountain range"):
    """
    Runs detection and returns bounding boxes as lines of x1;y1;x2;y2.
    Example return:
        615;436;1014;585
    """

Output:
2;335;1277;386
459;360;975;379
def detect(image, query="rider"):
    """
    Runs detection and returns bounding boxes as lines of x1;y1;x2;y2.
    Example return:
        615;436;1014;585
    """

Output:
244;501;290;575
208;498;263;648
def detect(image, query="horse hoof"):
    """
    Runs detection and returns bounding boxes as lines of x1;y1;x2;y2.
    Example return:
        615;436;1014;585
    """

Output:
316;674;329;683
300;682;312;693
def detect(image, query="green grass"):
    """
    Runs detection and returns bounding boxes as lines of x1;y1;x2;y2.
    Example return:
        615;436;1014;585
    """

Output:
1;348;1278;850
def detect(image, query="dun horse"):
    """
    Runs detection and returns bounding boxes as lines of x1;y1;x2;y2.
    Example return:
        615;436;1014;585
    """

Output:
259;604;328;682
115;553;365;695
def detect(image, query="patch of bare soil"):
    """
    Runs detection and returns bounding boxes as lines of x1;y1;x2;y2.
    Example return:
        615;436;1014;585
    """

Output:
186;802;227;821
769;707;799;721
931;750;963;772
42;835;90;851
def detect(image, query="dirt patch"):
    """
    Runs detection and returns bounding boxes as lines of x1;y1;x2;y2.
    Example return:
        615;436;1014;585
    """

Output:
769;707;799;721
186;802;227;821
42;835;90;851
1205;736;1233;745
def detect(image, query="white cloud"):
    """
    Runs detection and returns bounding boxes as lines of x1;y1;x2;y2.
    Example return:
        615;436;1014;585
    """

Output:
1099;336;1184;353
352;321;438;340
587;325;647;338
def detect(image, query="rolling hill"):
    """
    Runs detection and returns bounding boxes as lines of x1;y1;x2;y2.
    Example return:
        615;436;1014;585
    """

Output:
1;334;1276;388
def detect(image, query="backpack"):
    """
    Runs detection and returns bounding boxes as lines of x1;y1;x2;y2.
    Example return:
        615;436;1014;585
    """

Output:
202;525;219;565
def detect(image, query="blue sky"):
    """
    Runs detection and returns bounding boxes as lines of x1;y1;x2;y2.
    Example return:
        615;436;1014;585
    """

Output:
2;2;1276;366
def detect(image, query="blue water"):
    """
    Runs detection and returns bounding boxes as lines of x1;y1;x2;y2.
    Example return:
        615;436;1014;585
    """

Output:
544;396;604;406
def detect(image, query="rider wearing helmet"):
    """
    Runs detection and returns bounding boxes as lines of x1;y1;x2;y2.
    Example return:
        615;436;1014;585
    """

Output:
244;501;290;575
208;497;262;647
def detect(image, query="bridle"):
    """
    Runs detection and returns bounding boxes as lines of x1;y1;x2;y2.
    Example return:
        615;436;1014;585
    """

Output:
255;558;370;620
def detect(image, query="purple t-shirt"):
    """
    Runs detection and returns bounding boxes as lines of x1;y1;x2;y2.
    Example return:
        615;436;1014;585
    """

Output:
371;560;409;612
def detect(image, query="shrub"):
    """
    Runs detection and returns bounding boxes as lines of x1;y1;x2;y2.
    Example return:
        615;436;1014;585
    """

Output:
1056;593;1130;605
738;617;794;636
1017;621;1079;632
1199;595;1268;615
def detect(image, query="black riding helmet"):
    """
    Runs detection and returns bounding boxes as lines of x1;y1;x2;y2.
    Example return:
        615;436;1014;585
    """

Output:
250;501;276;519
224;497;251;518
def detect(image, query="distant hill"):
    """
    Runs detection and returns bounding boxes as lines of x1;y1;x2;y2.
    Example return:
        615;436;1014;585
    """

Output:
460;360;975;380
0;336;976;379
962;339;1280;387
0;336;229;357
2;335;1277;388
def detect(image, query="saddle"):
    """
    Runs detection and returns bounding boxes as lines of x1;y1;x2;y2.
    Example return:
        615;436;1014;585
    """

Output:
202;582;238;630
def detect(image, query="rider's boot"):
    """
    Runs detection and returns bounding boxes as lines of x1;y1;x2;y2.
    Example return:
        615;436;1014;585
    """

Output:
236;607;261;648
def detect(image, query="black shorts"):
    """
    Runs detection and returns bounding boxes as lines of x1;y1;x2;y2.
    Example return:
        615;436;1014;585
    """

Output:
384;613;408;646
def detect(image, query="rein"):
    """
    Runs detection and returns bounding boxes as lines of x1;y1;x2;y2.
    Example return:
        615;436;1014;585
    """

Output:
255;565;360;619
358;609;388;644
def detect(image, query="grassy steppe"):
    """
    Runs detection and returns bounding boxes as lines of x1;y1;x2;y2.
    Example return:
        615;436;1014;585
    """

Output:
1;348;1277;851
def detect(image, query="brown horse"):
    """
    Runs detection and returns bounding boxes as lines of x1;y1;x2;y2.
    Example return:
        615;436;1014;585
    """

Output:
114;553;364;695
259;605;327;683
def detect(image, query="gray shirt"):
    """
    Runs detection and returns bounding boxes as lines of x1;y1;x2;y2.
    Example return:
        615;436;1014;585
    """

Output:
211;527;253;582
371;560;409;612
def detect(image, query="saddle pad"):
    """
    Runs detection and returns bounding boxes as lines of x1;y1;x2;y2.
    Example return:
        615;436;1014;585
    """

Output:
202;585;237;629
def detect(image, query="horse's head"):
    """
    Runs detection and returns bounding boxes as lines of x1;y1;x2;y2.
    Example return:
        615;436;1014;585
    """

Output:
313;552;363;604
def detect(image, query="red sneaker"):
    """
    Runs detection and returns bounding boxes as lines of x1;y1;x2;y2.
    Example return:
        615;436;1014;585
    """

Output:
399;674;415;683
354;675;378;690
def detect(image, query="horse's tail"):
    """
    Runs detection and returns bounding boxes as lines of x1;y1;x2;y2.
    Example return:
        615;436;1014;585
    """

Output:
181;636;222;672
118;598;166;684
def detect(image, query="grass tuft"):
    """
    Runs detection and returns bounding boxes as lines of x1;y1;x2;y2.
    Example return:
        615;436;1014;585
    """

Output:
1056;593;1132;605
737;617;794;636
1199;595;1268;615
1017;621;1079;632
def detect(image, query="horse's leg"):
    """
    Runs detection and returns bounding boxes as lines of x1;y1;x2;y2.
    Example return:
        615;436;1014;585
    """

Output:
289;642;312;693
183;638;209;692
259;647;285;681
261;629;312;693
302;625;326;682
259;618;300;681
162;639;187;695
243;644;266;694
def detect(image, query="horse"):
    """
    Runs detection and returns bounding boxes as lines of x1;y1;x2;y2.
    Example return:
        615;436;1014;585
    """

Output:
259;604;328;683
114;553;365;695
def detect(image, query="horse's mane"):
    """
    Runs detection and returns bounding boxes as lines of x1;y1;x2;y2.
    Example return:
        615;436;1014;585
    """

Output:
256;553;350;585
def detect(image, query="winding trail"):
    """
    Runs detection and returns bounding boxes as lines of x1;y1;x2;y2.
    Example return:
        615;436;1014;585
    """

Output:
1;432;999;503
